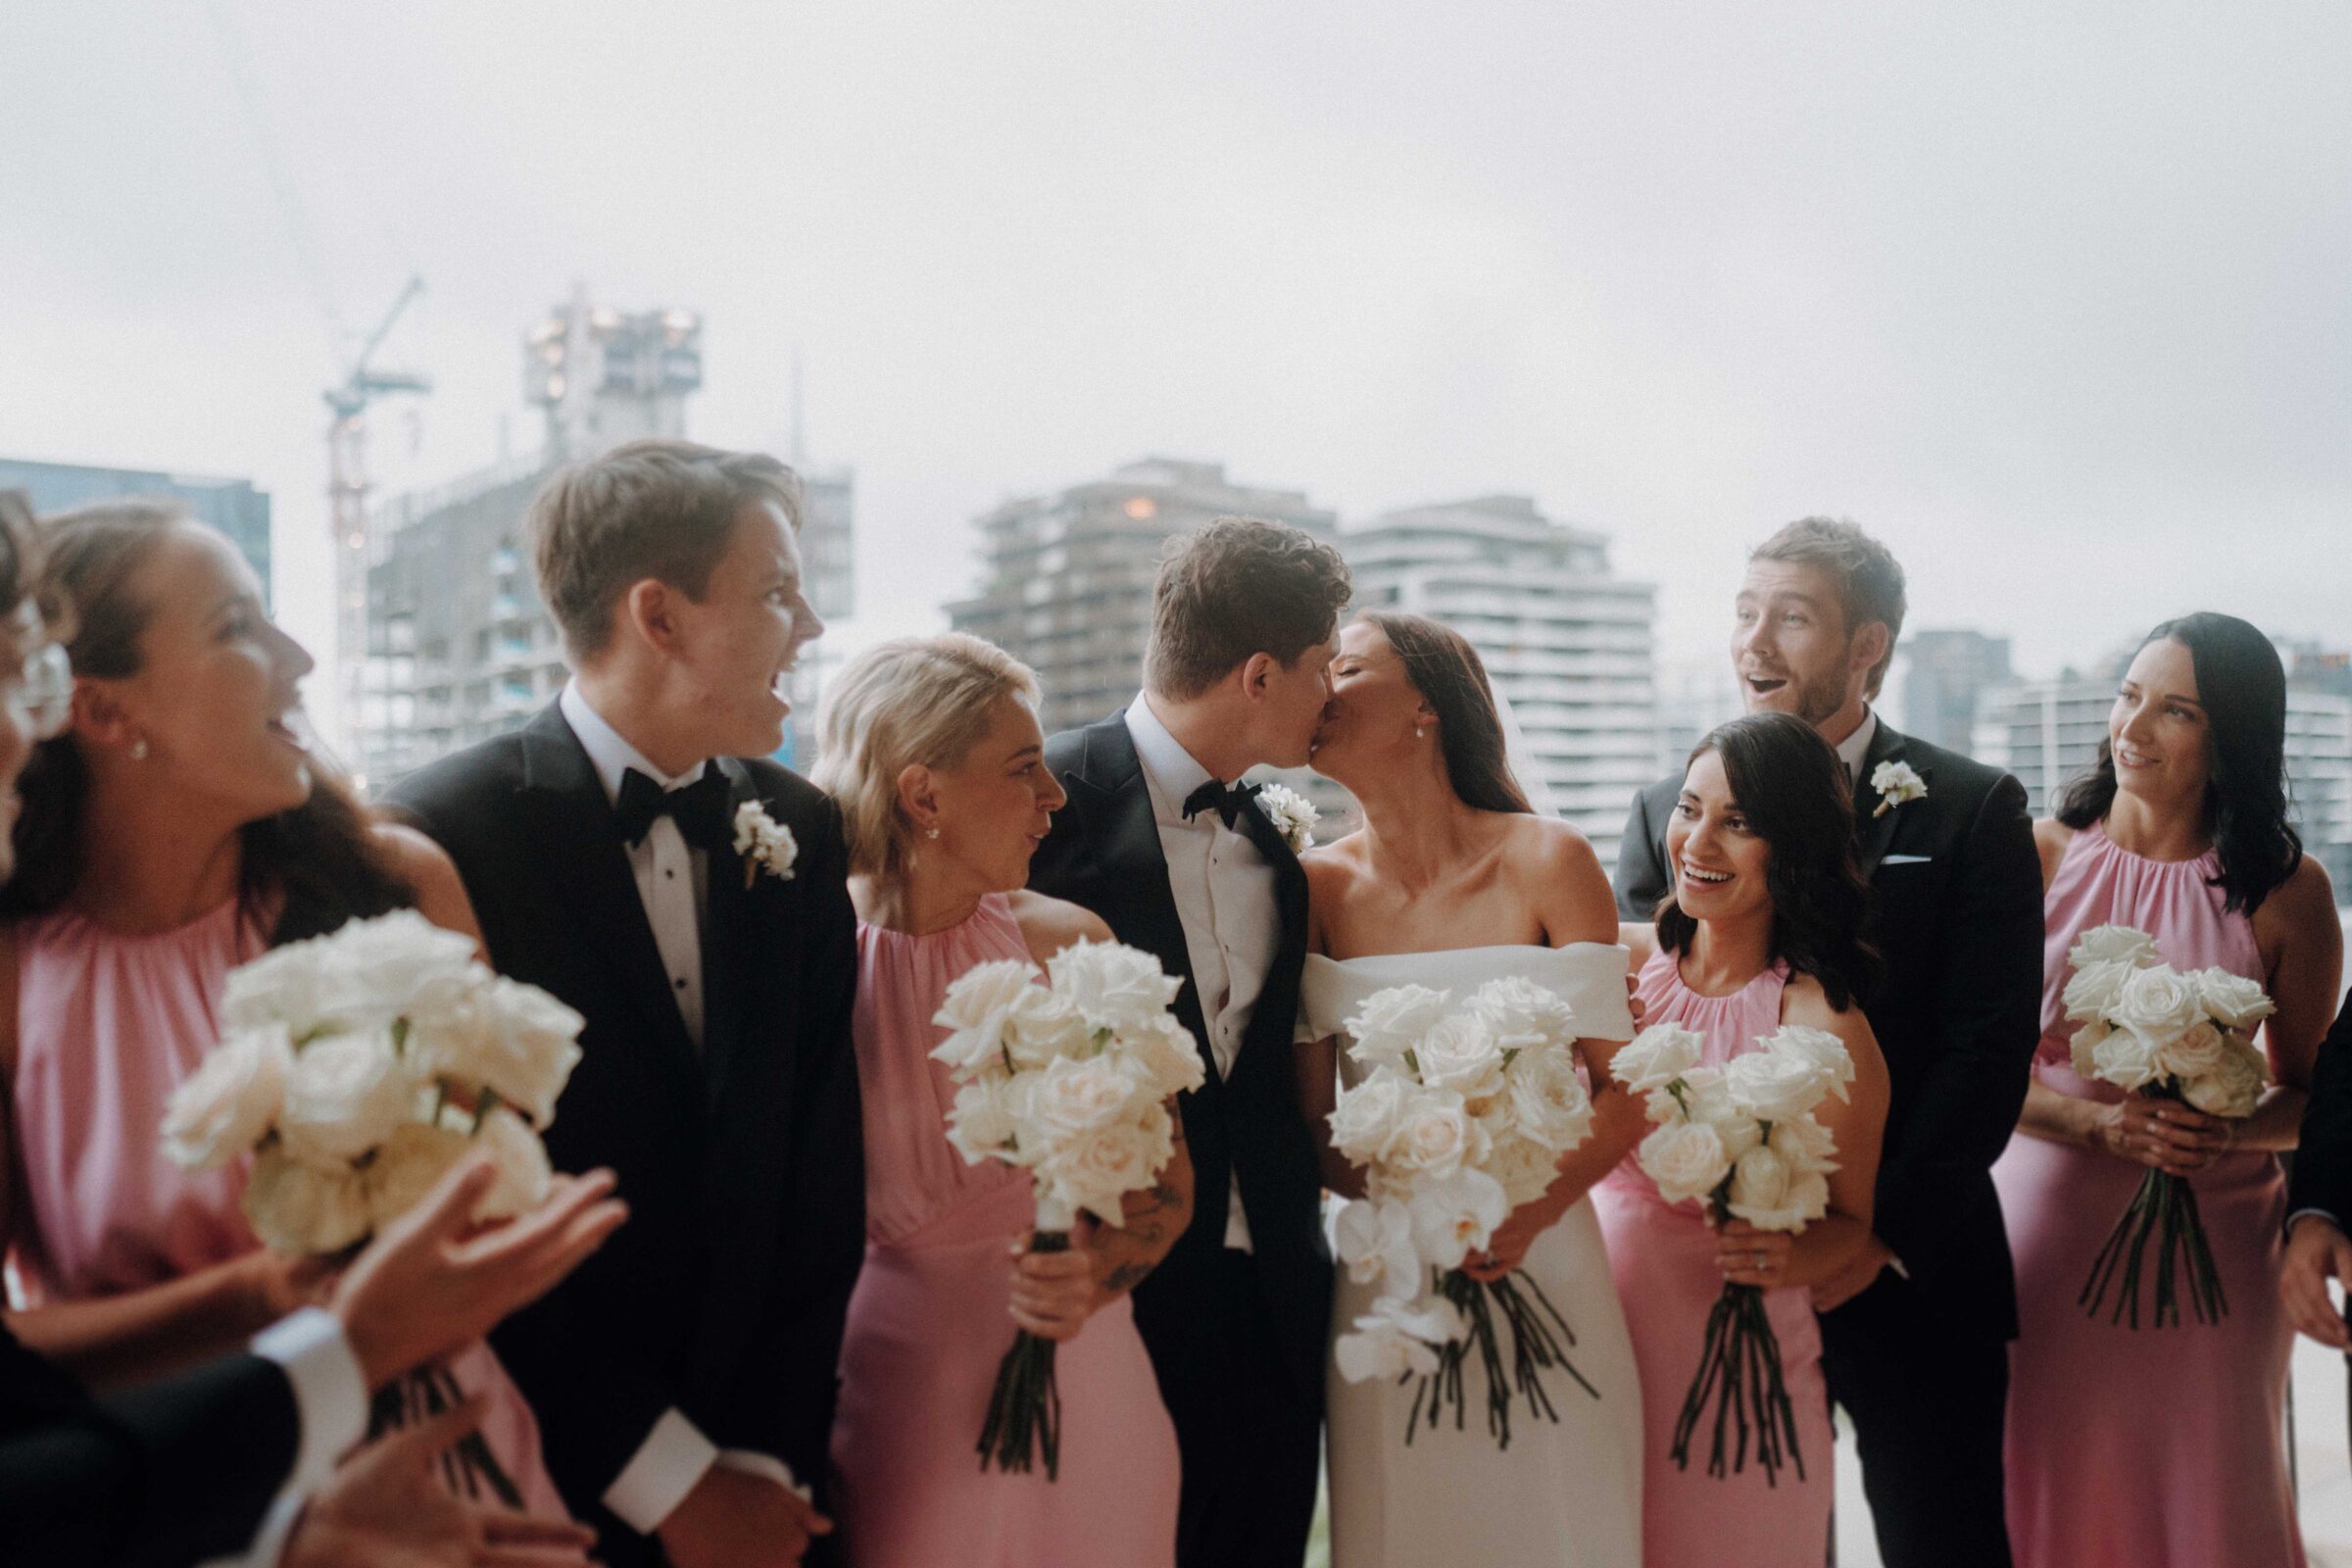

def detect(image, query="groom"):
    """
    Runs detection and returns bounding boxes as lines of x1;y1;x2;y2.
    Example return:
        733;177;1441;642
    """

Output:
1615;518;2043;1568
1029;515;1350;1568
391;440;863;1568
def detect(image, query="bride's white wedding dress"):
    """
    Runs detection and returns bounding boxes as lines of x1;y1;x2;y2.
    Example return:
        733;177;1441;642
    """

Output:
1300;943;1644;1568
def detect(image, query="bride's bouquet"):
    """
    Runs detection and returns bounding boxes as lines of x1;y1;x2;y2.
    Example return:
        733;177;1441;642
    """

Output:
1617;1019;1852;1488
2060;924;2272;1328
931;939;1204;1480
162;909;585;1503
1326;979;1603;1449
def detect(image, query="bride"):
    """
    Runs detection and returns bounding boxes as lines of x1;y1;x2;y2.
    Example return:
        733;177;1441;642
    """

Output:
1295;612;1645;1567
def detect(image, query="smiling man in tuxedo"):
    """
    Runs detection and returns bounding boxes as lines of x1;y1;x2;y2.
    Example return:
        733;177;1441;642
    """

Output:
1615;517;2043;1568
1027;516;1350;1568
390;441;861;1568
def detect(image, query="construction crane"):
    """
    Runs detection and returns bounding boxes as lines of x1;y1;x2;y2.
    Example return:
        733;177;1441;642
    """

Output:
324;275;430;788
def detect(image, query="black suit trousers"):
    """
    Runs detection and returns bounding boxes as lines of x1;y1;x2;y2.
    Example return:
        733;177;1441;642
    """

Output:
1136;1249;1323;1568
1821;1273;2014;1568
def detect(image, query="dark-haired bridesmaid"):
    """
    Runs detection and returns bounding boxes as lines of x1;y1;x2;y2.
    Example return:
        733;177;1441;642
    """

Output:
1992;613;2340;1568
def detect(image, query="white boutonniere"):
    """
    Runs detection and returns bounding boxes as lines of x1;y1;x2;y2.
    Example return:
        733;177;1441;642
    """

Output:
733;801;799;887
1870;760;1927;819
1255;784;1318;854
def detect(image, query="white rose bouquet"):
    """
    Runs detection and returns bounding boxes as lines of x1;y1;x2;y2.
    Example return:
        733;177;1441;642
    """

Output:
2061;923;2273;1328
1326;978;1602;1449
931;938;1203;1479
1619;1018;1852;1487
161;909;584;1505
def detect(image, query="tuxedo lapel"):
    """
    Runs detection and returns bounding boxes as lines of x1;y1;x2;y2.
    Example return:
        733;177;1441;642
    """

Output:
697;759;759;1110
1234;794;1309;1077
1856;721;1927;878
514;705;702;1083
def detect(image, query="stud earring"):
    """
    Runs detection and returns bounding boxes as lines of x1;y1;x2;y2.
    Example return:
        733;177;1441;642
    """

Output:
926;825;941;841
1414;725;1426;740
130;737;149;761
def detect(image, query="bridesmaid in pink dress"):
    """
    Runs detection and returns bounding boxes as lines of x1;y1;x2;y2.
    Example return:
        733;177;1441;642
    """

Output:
1992;616;2340;1568
815;635;1184;1568
0;501;569;1521
1591;713;1889;1568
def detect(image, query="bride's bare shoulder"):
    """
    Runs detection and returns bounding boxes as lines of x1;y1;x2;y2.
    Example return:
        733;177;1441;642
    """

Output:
1497;815;1616;944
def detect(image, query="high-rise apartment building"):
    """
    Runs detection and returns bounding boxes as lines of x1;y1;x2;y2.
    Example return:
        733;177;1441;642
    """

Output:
1897;629;2014;756
0;455;271;604
947;458;1341;736
1341;496;1658;862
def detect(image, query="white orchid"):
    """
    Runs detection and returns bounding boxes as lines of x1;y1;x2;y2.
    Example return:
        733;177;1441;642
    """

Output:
1869;760;1927;818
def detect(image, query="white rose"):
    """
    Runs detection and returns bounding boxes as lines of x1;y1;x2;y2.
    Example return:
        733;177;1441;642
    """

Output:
1488;1134;1568;1209
1386;1089;1487;1182
1467;977;1580;1055
1329;1073;1411;1166
162;1025;294;1172
1117;1015;1206;1100
220;943;334;1038
2160;1018;2230;1081
411;975;585;1128
2088;1021;2168;1095
472;1104;554;1220
1659;1068;1763;1160
1639;1120;1731;1207
362;1117;473;1230
2180;1038;2268;1120
1028;1054;1145;1148
2110;965;2206;1041
1761;1025;1855;1103
1334;1295;1460;1384
1404;1167;1510;1270
1725;1048;1836;1124
277;1027;417;1169
1333;1198;1420;1290
1767;1114;1841;1175
1725;1144;1792;1226
2193;969;2276;1033
1001;987;1094;1071
930;959;1048;1075
1415;1014;1506;1100
1612;1025;1705;1096
1344;985;1452;1071
316;911;484;1032
244;1145;372;1255
2068;1017;2111;1080
1040;1109;1170;1227
1504;1047;1595;1153
2068;924;2163;971
946;1076;1024;1163
1047;940;1182;1031
2061;959;2133;1025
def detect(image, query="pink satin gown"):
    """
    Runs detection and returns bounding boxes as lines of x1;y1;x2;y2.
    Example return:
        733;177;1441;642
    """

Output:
1590;952;1836;1568
7;900;571;1521
1990;823;2303;1568
828;894;1179;1568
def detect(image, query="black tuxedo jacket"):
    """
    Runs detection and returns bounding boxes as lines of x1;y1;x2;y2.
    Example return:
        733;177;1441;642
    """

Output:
1;1323;298;1568
388;704;863;1534
1616;720;2044;1337
1027;713;1334;1399
2289;989;2352;1224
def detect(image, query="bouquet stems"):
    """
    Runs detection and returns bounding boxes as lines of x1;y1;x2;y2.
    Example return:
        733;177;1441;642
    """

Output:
1405;1267;1597;1450
2080;1164;2228;1328
1668;1280;1805;1487
977;1228;1067;1480
368;1362;523;1508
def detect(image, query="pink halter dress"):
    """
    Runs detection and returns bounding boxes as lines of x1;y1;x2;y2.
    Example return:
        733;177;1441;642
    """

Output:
1990;823;2302;1568
8;900;570;1522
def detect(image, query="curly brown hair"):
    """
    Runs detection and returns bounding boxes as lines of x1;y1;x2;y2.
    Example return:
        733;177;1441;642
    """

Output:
1144;515;1351;700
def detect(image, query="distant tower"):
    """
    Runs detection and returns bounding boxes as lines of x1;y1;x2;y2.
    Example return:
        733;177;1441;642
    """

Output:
523;285;703;462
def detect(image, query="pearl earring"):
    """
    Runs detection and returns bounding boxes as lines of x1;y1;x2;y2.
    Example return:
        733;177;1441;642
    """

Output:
1414;725;1426;740
130;737;149;761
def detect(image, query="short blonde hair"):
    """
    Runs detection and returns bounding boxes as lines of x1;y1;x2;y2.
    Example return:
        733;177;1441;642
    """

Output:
812;633;1042;879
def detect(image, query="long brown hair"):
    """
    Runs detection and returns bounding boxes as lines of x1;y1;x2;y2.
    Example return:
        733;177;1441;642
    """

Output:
0;501;415;942
1356;611;1532;815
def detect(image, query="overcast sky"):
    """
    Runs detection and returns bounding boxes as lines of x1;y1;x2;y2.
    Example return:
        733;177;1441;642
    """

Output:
5;1;2346;732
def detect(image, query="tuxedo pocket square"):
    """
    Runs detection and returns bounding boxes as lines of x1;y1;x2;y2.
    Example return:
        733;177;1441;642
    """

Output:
1880;853;1934;865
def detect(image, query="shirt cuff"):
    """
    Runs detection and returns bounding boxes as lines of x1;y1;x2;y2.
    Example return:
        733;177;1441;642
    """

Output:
604;1407;720;1534
2288;1208;2343;1237
715;1448;810;1503
250;1306;368;1496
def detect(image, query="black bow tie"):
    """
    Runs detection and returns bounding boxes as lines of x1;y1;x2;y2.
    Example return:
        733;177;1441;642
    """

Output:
1182;778;1260;830
615;765;731;850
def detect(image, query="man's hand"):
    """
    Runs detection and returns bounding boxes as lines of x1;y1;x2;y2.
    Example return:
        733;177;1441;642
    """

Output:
2282;1214;2352;1350
283;1399;597;1568
1810;1232;1895;1313
336;1156;627;1390
658;1463;833;1568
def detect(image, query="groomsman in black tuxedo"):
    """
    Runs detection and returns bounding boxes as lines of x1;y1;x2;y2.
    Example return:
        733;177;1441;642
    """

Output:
391;441;862;1568
1616;518;2043;1568
2284;989;2352;1349
1029;516;1351;1568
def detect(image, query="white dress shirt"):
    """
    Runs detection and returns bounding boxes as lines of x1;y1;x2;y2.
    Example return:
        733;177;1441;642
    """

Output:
1125;697;1280;1253
201;1306;367;1567
1834;707;1879;785
558;683;804;1533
